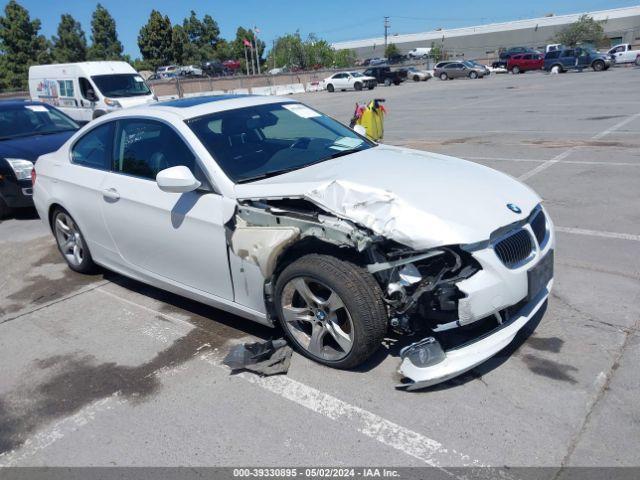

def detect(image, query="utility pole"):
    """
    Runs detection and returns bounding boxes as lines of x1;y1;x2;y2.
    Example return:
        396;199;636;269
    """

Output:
384;16;390;50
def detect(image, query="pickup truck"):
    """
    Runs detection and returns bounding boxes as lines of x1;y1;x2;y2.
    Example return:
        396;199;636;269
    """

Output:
607;44;640;65
544;47;612;73
362;66;405;86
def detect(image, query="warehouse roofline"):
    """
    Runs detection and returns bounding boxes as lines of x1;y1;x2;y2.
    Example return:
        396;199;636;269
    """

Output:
332;5;640;50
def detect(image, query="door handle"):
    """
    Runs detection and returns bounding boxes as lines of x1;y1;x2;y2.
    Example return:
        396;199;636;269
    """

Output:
102;187;120;201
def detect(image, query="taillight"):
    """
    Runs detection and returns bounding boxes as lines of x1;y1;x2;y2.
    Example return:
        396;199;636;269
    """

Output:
31;166;36;184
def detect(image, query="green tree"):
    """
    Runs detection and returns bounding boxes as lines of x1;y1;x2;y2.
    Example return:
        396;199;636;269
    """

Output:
170;24;188;65
304;34;334;67
0;0;49;90
51;14;87;63
384;42;400;58
88;3;123;60
231;26;265;72
333;48;356;68
555;14;607;47
182;10;220;61
268;31;305;69
138;10;172;69
430;42;444;61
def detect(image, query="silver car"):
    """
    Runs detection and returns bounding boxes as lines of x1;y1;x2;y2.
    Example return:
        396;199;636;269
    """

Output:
435;61;486;80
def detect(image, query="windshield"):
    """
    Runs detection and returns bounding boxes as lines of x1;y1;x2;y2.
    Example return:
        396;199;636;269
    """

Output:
351;72;364;77
0;104;78;141
91;74;152;98
187;102;375;183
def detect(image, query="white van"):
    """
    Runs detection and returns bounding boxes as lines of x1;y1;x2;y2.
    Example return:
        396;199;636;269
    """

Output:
29;61;156;123
408;47;432;58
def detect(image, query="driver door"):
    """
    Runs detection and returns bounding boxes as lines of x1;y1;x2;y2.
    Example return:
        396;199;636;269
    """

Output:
99;118;233;300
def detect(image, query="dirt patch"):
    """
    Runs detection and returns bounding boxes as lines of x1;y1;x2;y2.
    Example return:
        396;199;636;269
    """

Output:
585;115;625;121
526;336;564;353
0;325;234;455
526;139;633;148
392;137;489;149
520;354;578;384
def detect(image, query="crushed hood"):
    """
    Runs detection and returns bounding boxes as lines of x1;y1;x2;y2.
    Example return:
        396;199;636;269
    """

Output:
233;145;541;249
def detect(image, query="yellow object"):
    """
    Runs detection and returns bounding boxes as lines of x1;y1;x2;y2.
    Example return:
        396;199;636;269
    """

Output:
355;101;385;141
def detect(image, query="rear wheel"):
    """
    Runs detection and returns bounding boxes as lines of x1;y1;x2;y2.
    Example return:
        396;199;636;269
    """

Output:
511;65;520;74
635;56;640;66
439;72;448;80
469;71;478;79
275;254;387;369
52;208;97;274
413;75;420;82
326;83;334;92
592;60;605;72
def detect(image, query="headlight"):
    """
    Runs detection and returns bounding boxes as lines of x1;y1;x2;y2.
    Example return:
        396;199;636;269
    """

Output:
6;159;34;181
104;98;122;108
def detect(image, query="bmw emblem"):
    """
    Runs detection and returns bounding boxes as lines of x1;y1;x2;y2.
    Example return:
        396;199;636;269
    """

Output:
507;203;522;214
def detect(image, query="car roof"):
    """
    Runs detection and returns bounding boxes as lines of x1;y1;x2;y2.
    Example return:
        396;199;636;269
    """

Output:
109;94;296;120
0;99;51;110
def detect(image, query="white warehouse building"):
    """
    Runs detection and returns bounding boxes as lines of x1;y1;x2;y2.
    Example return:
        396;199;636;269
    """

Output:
332;6;640;60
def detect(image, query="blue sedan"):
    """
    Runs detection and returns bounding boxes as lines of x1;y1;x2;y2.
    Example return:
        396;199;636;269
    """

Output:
0;100;79;218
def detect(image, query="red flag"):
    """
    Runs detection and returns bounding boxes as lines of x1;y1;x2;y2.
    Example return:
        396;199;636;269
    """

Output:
242;38;252;47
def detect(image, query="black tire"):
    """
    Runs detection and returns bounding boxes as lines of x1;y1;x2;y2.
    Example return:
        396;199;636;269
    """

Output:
393;79;400;85
0;196;12;220
511;66;520;74
592;60;605;72
635;56;640;67
439;72;448;80
51;207;98;274
326;83;334;93
469;71;478;79
413;75;420;82
274;254;387;369
354;82;362;91
367;85;375;90
383;78;391;86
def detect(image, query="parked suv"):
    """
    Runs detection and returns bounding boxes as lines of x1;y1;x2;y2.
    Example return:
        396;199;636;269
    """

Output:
362;66;404;86
435;61;486;80
507;53;544;74
544;47;612;73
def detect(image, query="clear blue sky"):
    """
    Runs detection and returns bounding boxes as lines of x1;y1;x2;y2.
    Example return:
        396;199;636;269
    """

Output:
3;0;638;57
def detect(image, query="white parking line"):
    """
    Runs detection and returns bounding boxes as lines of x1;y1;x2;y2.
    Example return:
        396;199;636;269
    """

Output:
518;112;640;181
555;226;640;242
465;156;640;167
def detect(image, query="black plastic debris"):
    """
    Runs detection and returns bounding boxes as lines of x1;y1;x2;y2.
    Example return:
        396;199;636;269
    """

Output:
223;339;292;376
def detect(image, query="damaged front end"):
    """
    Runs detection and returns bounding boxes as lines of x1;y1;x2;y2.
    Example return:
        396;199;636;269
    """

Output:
227;183;553;391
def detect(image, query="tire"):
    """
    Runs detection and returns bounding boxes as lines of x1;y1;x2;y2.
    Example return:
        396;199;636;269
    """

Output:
469;71;478;79
635;56;640;67
0;196;12;220
439;72;448;80
393;79;400;85
592;60;605;72
274;254;387;369
326;83;334;93
51;207;98;274
354;82;362;91
92;110;106;119
368;85;375;90
413;75;420;82
384;78;391;86
511;66;520;74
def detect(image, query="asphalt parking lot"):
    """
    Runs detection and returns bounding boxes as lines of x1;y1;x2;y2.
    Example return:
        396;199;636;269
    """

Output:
1;67;639;471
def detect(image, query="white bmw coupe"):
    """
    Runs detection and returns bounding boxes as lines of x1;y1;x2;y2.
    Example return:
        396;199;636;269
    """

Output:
33;95;554;390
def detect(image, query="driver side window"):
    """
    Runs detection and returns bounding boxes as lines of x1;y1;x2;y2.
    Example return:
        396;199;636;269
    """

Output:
112;119;201;182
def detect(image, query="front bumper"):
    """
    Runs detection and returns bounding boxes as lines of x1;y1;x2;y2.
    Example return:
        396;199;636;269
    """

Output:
397;208;555;390
0;177;34;208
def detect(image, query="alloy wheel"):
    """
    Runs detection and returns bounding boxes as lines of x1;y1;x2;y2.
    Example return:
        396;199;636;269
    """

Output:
54;212;85;267
280;277;354;361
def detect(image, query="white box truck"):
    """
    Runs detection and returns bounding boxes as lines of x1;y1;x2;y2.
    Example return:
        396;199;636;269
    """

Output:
29;61;156;123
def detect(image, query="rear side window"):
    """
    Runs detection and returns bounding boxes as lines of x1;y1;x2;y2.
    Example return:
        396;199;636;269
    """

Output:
71;123;113;170
561;50;575;57
545;51;560;59
112;119;197;181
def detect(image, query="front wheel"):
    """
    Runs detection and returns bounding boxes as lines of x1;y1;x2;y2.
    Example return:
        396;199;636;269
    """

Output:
274;254;387;369
326;83;334;92
439;72;448;80
635;56;640;66
469;71;478;79
383;78;391;86
354;82;362;91
511;66;520;74
52;208;97;274
413;75;420;82
592;60;605;72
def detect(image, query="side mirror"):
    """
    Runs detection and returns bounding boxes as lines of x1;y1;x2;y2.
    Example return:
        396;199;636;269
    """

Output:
353;125;367;136
156;166;201;193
